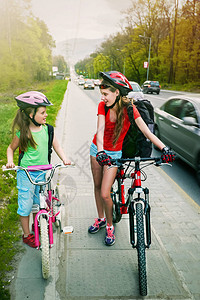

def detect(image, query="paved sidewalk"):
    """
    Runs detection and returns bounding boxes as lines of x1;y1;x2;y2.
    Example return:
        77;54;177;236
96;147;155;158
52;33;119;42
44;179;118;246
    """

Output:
10;82;200;299
46;81;200;300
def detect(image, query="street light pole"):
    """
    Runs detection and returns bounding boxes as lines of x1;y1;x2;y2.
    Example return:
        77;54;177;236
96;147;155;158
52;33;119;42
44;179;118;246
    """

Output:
139;35;151;81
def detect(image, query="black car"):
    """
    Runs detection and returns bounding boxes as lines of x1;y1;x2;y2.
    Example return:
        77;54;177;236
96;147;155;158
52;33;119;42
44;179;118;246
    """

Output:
142;81;160;94
154;95;200;184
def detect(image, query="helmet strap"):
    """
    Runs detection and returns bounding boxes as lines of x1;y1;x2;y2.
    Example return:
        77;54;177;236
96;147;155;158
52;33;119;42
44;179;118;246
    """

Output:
107;95;120;109
22;109;41;127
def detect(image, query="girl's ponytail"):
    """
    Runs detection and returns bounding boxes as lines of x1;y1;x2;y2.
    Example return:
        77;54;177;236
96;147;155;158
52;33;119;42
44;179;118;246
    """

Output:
12;108;37;151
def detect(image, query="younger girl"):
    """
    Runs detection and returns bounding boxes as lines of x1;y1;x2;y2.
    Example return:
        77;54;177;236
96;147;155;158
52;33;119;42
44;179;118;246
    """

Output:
6;91;71;248
89;71;174;246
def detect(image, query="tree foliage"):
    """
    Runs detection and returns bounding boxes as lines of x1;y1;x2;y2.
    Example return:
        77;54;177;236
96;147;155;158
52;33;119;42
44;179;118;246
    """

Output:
0;0;55;91
75;0;200;86
52;55;68;73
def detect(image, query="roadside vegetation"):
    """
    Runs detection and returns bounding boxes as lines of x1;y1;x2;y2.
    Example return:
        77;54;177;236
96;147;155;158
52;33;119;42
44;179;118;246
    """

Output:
0;79;68;300
75;0;200;89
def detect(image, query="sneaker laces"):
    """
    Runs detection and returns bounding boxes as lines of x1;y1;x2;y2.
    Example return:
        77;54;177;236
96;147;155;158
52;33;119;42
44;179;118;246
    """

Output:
106;227;115;238
93;218;100;228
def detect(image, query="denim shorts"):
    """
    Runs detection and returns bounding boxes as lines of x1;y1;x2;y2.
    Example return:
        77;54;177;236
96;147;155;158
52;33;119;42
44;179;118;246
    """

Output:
17;170;46;216
90;142;122;159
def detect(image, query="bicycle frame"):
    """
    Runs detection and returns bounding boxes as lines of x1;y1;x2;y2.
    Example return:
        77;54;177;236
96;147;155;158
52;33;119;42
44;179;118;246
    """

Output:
114;159;151;248
127;160;151;249
34;182;54;249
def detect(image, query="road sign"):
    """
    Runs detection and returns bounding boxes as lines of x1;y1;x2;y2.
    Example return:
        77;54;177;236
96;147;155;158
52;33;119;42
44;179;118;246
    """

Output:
143;62;148;68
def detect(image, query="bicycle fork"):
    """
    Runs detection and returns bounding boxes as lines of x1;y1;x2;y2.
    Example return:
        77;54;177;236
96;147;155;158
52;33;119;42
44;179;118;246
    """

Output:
34;187;53;249
128;187;151;249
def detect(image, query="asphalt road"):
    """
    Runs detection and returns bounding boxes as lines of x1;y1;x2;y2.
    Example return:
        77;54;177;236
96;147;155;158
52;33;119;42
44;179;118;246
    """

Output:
79;85;200;206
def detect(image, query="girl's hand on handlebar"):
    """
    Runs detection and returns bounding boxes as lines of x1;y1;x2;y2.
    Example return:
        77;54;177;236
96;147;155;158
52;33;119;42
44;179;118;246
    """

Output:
62;159;71;165
6;162;15;168
96;151;111;166
161;147;175;163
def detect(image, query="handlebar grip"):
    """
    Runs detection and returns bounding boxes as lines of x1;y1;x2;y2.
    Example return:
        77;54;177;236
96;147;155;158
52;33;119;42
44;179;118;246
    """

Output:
2;165;17;171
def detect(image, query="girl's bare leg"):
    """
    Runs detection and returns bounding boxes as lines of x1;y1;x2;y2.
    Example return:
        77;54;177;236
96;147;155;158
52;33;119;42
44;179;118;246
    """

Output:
101;165;118;226
90;156;104;218
20;215;30;236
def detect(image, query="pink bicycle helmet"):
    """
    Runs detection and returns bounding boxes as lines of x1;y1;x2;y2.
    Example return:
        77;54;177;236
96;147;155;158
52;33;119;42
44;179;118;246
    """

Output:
99;71;133;96
15;91;52;109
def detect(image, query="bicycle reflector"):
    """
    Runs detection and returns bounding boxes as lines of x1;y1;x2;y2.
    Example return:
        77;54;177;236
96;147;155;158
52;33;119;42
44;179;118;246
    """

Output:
62;225;74;234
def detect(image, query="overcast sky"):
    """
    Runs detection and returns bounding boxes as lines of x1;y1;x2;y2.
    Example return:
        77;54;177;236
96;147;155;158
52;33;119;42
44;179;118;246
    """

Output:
31;0;133;43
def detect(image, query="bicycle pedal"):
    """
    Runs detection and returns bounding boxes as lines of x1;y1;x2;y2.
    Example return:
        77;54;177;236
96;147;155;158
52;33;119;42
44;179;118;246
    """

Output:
62;226;74;234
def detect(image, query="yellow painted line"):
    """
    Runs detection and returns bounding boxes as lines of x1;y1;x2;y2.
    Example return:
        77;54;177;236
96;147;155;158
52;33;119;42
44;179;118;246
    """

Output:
157;167;200;212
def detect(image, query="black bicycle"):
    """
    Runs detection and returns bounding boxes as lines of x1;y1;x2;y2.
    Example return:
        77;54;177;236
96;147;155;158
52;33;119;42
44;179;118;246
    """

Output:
110;156;171;296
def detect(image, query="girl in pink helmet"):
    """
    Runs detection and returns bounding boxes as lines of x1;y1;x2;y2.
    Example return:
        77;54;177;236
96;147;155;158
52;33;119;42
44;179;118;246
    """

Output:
88;71;174;246
6;91;71;248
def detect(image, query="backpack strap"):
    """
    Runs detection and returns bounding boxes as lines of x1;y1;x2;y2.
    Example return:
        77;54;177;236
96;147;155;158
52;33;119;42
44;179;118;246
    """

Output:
105;105;109;116
126;101;135;125
18;148;24;166
47;124;54;163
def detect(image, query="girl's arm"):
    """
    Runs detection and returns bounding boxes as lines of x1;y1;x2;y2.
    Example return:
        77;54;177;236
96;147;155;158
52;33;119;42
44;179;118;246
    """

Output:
52;136;71;165
96;114;105;152
6;135;20;168
135;117;165;150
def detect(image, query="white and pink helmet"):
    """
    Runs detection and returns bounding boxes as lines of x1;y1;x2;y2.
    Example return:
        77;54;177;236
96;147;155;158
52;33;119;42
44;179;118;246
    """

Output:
15;91;52;109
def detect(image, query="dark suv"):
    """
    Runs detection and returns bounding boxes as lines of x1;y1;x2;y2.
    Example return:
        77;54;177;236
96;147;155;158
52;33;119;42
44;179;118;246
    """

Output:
142;81;161;94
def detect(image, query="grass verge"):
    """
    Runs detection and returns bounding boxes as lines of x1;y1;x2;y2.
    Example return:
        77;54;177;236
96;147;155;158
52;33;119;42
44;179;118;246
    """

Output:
161;82;200;93
0;79;68;299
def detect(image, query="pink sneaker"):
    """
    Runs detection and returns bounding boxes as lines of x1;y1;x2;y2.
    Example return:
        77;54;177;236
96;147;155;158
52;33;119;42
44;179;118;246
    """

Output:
105;225;115;246
23;234;40;248
88;218;106;233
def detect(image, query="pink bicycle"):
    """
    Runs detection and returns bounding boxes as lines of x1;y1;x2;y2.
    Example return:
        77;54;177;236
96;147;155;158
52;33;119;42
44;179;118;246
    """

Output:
2;163;74;279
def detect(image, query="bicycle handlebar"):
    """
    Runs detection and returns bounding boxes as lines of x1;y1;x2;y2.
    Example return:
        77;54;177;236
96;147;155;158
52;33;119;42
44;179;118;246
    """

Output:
110;156;163;166
2;163;75;186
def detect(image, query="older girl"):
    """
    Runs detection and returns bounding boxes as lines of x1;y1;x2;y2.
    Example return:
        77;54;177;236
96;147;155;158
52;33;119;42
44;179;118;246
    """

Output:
89;71;173;246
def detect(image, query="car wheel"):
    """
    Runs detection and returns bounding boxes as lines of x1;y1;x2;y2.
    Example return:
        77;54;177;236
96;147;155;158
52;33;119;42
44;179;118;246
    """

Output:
153;126;161;150
157;91;160;94
196;155;200;186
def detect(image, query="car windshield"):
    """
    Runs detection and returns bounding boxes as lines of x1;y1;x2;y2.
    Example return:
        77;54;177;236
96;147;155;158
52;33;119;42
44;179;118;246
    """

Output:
130;83;141;92
86;80;92;84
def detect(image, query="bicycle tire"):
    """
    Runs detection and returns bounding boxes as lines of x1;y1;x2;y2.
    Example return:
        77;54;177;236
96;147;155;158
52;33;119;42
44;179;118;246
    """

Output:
52;186;61;228
136;202;147;296
40;217;50;279
111;178;122;223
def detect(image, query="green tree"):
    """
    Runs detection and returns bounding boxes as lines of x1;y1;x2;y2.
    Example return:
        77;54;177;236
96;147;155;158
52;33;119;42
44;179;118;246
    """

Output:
53;55;68;73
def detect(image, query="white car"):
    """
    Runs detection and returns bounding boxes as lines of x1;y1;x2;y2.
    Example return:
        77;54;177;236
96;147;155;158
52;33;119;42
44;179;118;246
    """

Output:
83;80;95;90
128;81;144;100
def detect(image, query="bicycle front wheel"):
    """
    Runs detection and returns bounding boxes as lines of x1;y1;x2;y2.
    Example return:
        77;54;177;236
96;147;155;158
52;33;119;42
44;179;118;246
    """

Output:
40;217;50;279
111;178;122;223
136;202;147;296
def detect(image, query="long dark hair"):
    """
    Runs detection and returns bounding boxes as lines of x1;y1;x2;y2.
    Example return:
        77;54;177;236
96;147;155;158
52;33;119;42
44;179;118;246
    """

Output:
12;107;37;151
100;79;130;147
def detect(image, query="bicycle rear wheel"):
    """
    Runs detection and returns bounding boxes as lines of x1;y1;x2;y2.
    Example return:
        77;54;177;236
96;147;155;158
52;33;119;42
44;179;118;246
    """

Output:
40;217;50;279
136;202;147;296
111;178;122;223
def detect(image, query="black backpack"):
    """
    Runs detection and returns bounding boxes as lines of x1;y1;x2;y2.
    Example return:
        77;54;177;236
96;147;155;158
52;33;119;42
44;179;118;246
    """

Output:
18;124;54;165
105;99;154;158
